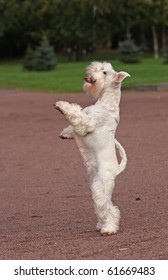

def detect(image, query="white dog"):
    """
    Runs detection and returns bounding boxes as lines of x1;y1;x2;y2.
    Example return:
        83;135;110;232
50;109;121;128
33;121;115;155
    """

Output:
54;61;130;235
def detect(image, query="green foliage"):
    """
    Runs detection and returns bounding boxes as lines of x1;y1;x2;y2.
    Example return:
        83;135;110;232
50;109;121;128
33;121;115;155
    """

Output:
33;36;56;71
23;36;56;71
118;37;141;64
0;0;168;59
23;46;36;71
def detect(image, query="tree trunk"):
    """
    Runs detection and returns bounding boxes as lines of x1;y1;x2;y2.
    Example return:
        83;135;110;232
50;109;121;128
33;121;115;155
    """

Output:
152;25;159;59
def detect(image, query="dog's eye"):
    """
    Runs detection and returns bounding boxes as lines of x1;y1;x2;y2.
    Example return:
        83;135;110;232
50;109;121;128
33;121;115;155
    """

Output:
103;71;107;75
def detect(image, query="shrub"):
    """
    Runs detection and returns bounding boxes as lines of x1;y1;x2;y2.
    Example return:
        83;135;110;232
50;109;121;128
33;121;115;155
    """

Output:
23;46;36;71
34;36;56;71
118;37;141;63
24;36;57;71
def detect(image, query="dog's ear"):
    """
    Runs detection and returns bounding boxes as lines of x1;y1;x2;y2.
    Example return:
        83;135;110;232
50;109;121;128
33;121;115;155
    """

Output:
113;71;130;83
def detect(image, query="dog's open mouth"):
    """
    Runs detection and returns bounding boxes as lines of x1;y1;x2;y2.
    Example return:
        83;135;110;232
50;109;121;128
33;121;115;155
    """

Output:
84;77;96;84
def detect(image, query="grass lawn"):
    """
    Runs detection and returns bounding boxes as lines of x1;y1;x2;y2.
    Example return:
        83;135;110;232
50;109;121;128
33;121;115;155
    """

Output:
0;58;168;93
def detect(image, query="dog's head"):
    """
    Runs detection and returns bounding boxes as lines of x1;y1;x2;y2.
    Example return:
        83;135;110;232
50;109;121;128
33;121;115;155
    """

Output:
83;61;130;99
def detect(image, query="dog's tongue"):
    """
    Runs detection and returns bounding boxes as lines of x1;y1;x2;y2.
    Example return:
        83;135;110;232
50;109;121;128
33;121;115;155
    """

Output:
84;77;96;84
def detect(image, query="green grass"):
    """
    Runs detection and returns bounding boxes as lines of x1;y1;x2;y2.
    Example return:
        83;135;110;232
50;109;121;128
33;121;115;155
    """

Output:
0;58;168;93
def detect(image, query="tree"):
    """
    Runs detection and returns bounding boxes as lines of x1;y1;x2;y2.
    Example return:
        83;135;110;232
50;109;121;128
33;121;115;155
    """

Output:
23;36;56;71
118;36;141;63
48;0;98;61
0;0;51;57
139;0;168;58
34;36;56;70
23;46;36;70
0;0;168;59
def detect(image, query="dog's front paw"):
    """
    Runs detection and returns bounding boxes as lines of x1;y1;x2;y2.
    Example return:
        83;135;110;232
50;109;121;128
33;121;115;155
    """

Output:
59;131;73;139
53;101;66;115
59;126;74;140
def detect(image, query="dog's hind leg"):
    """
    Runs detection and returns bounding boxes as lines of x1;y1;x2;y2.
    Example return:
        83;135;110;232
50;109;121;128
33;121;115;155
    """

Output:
75;136;104;231
90;175;106;231
91;172;120;235
54;101;95;136
101;177;120;235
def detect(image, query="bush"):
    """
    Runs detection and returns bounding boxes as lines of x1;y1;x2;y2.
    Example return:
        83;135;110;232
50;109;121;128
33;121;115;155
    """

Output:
23;46;36;71
118;37;141;63
34;36;56;70
163;40;168;64
24;36;57;71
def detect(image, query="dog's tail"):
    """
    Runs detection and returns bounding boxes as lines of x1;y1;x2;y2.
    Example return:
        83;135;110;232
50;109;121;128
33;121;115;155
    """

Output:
115;139;127;175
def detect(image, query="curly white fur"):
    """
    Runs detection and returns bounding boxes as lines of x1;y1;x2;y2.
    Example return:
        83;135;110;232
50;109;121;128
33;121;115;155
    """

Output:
54;61;130;235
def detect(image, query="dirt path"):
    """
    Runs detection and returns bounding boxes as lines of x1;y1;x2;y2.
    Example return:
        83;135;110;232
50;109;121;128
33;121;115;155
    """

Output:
0;89;168;260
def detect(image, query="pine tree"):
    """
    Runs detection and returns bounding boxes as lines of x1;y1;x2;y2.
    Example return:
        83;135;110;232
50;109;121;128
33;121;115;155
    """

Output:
118;36;141;64
23;37;56;71
34;36;56;71
23;46;36;71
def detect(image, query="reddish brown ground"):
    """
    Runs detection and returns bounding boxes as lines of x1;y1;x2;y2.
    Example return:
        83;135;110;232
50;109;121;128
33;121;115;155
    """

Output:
0;89;168;260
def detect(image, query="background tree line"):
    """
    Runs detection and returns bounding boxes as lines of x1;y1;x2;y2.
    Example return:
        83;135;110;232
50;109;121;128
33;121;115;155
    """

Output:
0;0;168;60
